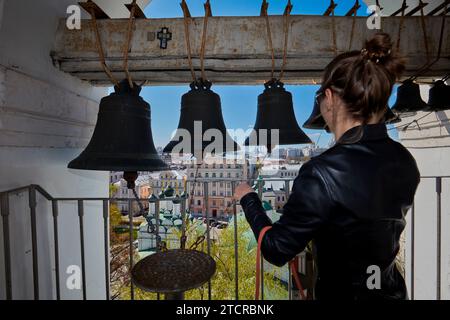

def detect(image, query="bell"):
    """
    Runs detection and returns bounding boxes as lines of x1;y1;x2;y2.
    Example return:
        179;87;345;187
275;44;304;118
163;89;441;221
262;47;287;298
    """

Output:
303;90;329;131
391;79;427;116
245;79;311;152
163;79;239;159
427;80;450;112
384;106;401;124
304;90;401;127
68;79;168;183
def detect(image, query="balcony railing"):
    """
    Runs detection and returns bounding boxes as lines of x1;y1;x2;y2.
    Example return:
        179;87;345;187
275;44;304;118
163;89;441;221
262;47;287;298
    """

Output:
0;176;448;300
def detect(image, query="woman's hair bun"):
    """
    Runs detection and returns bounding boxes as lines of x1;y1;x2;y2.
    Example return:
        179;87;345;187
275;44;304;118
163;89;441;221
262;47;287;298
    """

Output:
362;32;405;80
362;32;392;63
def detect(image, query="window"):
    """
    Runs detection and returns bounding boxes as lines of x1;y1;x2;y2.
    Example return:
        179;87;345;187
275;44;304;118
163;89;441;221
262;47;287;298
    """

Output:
205;172;209;178
197;200;201;206
227;173;231;178
190;172;194;178
220;172;223;178
212;173;216;178
212;191;217;196
212;200;216;206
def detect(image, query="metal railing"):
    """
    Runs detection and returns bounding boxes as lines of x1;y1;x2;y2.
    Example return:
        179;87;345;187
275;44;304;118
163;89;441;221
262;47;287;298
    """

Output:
409;176;450;300
0;178;294;300
0;176;448;300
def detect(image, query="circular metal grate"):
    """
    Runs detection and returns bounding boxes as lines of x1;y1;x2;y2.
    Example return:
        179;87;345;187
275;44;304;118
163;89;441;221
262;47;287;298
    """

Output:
131;249;216;293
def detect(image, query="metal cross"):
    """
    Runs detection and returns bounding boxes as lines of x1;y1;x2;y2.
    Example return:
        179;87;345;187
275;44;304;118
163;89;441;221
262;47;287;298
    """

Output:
157;27;172;49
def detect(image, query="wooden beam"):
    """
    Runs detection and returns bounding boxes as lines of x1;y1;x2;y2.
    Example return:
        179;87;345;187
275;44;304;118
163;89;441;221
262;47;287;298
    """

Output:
51;15;450;86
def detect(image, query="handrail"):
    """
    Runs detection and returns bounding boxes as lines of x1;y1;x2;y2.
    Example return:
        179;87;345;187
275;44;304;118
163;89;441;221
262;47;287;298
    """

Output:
1;176;448;300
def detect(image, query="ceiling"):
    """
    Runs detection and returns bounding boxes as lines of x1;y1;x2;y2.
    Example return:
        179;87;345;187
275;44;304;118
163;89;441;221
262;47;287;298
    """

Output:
363;0;449;16
84;0;151;18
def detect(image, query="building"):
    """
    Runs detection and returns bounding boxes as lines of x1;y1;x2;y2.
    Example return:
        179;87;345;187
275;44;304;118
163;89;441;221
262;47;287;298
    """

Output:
186;159;249;219
148;170;186;197
262;189;288;211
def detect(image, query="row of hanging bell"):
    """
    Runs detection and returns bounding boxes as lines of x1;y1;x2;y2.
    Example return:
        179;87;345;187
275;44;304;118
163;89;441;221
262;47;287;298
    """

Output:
303;78;450;130
68;79;168;188
392;79;450;116
244;78;312;152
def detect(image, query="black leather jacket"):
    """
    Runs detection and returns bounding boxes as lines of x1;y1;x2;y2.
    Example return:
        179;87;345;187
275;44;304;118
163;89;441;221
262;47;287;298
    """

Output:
241;124;420;300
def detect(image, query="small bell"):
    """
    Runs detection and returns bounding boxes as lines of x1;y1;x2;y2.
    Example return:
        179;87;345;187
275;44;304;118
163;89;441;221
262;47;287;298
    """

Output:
427;80;450;112
391;79;427;116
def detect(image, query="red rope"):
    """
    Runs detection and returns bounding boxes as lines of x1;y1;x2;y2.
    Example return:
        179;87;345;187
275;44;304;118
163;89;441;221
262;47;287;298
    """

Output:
255;226;306;300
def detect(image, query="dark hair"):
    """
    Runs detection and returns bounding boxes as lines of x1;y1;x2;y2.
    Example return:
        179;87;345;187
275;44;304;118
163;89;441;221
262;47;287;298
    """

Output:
321;33;405;123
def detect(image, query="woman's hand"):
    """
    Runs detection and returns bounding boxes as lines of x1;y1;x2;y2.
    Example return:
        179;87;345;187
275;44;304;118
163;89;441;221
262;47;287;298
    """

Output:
234;182;254;201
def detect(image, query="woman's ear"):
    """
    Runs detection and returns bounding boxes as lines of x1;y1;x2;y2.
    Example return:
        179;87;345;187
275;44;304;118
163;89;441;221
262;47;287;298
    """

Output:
323;88;334;112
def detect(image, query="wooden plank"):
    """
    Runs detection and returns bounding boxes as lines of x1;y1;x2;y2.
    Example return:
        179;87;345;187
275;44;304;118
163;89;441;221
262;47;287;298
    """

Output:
52;15;450;85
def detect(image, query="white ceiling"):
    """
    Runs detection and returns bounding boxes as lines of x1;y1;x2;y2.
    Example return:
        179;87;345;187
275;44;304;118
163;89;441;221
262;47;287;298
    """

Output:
87;0;151;18
364;0;449;16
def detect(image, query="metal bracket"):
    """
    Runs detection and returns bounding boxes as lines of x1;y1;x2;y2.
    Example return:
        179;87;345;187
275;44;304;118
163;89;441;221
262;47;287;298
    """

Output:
78;0;110;19
391;0;409;16
125;1;146;18
345;0;361;16
406;0;428;16
323;0;338;16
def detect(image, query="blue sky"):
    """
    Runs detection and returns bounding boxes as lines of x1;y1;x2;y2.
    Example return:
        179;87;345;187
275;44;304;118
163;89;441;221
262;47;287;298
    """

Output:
140;1;398;149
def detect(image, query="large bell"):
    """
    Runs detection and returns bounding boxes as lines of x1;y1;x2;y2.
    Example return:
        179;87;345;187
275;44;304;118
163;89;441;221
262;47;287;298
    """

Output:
68;79;167;173
163;80;239;159
391;79;427;116
427;80;450;112
245;79;311;152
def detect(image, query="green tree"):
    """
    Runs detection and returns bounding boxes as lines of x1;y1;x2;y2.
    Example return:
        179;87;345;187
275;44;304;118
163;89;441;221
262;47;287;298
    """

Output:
117;213;288;300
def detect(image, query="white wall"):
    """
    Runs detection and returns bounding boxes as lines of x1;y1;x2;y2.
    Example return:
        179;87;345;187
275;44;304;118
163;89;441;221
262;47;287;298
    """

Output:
0;0;112;299
398;86;450;300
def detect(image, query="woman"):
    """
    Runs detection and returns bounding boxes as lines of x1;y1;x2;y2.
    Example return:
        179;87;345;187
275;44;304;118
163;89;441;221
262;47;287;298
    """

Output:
235;33;420;300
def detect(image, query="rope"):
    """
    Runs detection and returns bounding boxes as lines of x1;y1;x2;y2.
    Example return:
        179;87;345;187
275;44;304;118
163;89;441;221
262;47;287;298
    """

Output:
200;0;211;81
418;0;430;63
123;0;137;88
255;226;306;300
261;0;275;80
330;1;337;56
348;0;358;51
410;2;447;81
279;0;292;81
90;9;119;86
396;0;407;52
181;0;197;82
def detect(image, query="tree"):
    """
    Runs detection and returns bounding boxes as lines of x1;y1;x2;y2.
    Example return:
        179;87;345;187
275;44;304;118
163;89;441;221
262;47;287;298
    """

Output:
116;213;288;300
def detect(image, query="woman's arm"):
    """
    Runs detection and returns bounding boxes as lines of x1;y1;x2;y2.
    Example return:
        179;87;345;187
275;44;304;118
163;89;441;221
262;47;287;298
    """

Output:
240;161;334;267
